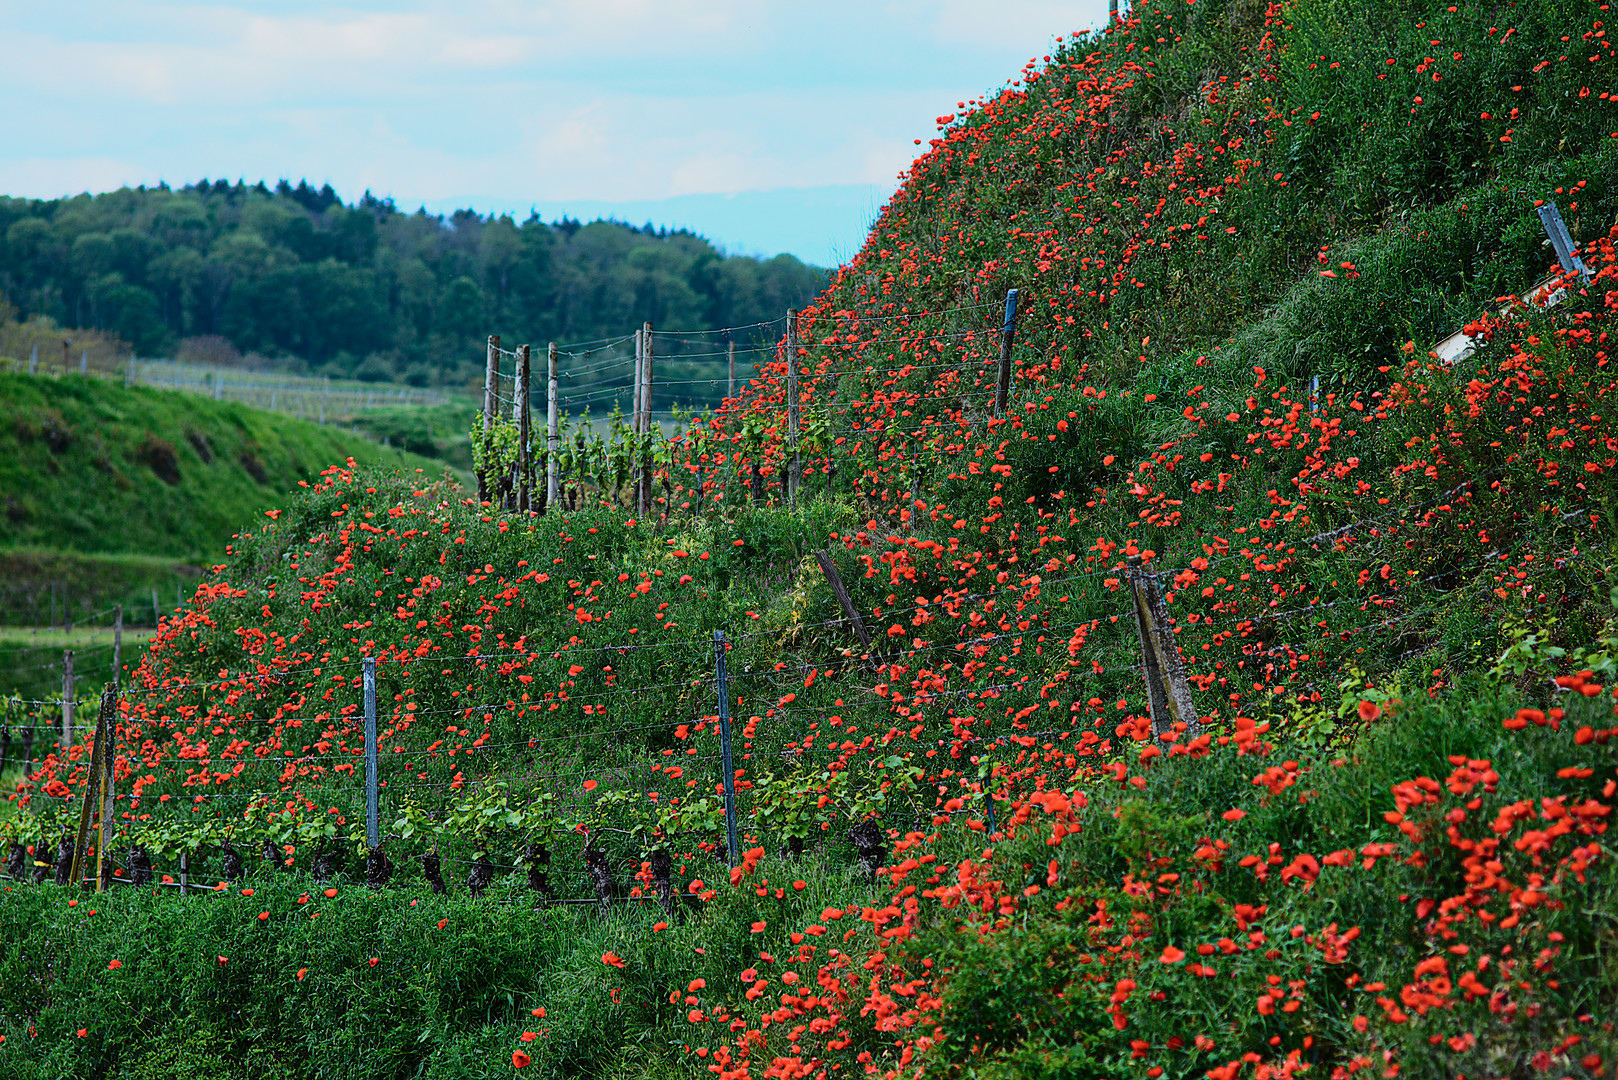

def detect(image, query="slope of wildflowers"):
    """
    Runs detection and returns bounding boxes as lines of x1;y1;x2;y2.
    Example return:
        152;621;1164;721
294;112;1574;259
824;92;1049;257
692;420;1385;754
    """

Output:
4;0;1618;1077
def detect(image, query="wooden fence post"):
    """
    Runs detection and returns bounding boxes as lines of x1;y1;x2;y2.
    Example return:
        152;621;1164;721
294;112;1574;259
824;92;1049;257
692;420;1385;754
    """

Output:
68;687;113;889
995;288;1019;416
1126;553;1200;742
813;551;873;655
61;651;74;751
727;334;735;402
514;344;531;512
545;343;559;515
786;310;800;509
479;335;500;503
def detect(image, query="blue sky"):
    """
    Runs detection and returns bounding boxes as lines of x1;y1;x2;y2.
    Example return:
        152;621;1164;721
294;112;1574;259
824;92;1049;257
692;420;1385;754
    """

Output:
1;1;1108;267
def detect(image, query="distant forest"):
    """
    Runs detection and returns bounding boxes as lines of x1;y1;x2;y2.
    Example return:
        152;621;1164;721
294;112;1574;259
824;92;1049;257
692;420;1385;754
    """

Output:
0;180;828;391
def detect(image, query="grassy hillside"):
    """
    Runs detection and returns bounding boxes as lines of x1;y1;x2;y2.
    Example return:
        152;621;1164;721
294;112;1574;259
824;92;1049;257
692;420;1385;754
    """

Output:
0;370;451;563
2;0;1616;1078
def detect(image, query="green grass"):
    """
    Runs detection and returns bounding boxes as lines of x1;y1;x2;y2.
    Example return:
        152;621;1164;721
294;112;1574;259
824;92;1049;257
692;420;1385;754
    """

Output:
0;624;153;701
0;370;453;561
352;401;480;473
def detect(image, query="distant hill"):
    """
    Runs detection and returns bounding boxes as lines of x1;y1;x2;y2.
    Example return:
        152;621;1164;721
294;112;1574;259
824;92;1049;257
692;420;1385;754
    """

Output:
0;369;449;565
0;182;828;402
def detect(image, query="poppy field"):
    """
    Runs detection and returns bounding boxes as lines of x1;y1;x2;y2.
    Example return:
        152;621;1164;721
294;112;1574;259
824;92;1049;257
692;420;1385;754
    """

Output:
3;0;1618;1075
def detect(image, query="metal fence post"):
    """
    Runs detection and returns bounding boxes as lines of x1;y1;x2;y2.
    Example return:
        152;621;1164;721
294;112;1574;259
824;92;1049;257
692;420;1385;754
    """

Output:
641;321;655;517
786;309;800;509
61;651;74;751
364;656;379;850
713;631;740;868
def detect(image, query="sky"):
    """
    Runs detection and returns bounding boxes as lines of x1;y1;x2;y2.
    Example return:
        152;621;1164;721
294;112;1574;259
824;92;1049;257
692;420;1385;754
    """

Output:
0;0;1109;268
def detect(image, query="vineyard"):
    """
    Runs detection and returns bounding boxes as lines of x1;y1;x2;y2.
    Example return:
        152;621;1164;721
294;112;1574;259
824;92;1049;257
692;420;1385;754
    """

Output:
5;0;1618;1077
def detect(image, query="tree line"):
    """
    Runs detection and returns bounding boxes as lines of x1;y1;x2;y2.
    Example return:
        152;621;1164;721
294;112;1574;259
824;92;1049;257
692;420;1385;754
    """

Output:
0;180;828;394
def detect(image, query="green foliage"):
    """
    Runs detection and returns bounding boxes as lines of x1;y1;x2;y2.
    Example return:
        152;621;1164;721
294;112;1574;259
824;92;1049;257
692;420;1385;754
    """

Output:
354;402;478;471
0;183;828;391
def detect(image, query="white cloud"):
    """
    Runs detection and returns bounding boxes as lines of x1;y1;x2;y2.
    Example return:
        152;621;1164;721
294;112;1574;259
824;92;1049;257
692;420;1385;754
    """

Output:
905;0;1105;49
0;0;1112;256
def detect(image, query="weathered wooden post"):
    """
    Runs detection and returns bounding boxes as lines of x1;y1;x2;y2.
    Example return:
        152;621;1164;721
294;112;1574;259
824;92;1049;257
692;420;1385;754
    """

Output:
69;687;114;889
995;288;1019;416
514;344;532;512
1126;553;1201;743
479;335;500;503
813;552;873;654
545;343;559;515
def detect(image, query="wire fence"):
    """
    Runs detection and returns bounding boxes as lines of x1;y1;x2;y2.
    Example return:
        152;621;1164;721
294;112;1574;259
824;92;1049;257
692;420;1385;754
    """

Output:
0;478;1598;903
4;216;1605;902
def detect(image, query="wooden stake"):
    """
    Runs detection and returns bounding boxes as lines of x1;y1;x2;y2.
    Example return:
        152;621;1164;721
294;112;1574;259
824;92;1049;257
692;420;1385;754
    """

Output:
515;344;532;512
786;310;800;509
546;343;559;515
1126;554;1200;742
995;289;1019;416
479;335;500;503
69;687;113;890
813;551;873;653
61;651;74;751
